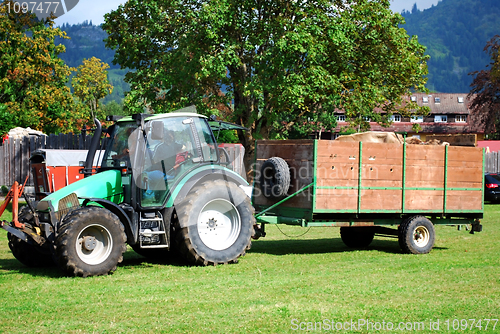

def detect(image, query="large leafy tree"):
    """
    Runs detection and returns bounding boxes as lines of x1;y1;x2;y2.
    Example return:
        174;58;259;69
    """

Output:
72;57;114;124
0;1;76;135
104;0;428;166
468;35;500;138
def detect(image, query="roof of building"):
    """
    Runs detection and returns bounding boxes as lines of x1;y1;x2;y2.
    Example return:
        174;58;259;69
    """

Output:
334;93;472;115
404;93;471;115
330;93;486;134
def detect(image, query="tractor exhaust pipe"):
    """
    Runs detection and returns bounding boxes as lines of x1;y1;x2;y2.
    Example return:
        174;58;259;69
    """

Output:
83;118;102;178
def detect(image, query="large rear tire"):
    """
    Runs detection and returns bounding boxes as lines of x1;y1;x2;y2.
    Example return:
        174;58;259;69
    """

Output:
340;227;375;248
398;216;435;254
175;180;254;265
7;204;54;267
55;207;127;277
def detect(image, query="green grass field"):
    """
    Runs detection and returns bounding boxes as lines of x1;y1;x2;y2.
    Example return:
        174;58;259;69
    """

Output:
0;204;499;333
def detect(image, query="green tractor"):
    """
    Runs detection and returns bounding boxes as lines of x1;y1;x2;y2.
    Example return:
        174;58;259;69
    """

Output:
2;107;255;277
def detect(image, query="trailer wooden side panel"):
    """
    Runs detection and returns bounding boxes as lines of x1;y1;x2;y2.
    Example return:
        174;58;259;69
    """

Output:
255;139;483;216
315;141;359;211
312;141;483;214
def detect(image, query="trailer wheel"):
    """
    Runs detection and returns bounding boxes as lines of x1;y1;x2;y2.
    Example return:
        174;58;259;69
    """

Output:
340;227;375;248
55;207;127;277
260;157;290;198
7;204;54;267
175;180;254;265
398;216;435;254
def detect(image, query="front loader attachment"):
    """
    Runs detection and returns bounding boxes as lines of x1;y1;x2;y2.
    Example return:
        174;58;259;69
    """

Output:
0;176;47;246
0;176;29;229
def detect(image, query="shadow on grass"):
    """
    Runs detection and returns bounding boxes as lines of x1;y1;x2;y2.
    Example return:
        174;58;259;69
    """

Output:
0;240;449;277
0;258;64;278
249;237;448;255
119;249;190;269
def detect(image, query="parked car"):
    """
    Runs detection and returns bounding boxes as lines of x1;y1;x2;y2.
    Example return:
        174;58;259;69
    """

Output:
484;173;500;202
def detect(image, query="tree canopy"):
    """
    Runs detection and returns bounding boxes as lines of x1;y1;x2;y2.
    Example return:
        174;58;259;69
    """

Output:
104;0;428;163
468;35;500;138
0;1;75;134
72;57;114;123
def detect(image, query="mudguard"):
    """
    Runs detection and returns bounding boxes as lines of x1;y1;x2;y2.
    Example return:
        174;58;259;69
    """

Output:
167;165;248;208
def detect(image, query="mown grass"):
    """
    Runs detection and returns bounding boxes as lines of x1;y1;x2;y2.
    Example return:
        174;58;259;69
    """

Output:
0;205;499;333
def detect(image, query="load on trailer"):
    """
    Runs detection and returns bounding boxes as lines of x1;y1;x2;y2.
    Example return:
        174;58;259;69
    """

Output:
1;107;254;277
253;139;483;254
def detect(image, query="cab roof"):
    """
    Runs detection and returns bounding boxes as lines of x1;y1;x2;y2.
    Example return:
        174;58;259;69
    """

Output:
115;106;206;123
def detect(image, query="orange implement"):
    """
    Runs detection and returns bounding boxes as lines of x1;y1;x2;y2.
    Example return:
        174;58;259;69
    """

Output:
0;176;29;228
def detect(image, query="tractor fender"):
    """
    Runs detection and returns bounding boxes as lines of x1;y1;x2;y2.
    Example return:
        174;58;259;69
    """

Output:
167;166;248;211
81;198;136;243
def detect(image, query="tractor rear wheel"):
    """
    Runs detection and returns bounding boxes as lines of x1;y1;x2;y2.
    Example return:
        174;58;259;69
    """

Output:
55;207;127;277
175;180;254;265
340;227;375;248
7;204;54;267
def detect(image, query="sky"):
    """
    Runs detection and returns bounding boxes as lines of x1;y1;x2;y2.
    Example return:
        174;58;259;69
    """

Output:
54;0;442;26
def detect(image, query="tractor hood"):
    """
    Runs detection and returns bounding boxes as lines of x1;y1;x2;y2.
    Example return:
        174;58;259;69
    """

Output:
36;170;123;212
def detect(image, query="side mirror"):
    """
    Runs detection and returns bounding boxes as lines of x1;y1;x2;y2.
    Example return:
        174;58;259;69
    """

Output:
151;121;164;140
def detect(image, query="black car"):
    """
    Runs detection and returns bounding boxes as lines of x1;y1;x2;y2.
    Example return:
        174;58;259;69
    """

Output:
484;173;500;202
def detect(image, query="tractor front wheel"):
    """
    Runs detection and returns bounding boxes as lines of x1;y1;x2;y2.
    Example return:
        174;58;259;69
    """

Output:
55;207;127;277
7;204;54;267
7;233;54;267
175;180;254;265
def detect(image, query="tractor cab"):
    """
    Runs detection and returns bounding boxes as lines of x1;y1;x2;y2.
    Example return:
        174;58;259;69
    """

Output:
98;111;219;209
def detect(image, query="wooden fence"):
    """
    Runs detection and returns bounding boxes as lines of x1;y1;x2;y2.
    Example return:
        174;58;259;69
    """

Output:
485;151;500;173
0;133;95;188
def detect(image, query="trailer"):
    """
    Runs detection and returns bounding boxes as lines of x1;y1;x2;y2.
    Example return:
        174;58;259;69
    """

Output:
253;139;484;254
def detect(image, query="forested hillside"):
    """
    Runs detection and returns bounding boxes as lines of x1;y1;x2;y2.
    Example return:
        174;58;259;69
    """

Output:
57;21;129;103
402;0;500;93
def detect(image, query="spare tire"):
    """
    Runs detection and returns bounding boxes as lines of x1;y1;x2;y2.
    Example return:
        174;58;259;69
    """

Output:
260;157;290;198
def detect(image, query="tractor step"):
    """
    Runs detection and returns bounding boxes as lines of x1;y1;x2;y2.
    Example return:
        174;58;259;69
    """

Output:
139;244;169;249
138;211;169;248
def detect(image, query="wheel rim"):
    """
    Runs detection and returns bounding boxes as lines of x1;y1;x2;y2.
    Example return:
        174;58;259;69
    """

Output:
197;199;241;251
413;225;430;248
76;224;113;265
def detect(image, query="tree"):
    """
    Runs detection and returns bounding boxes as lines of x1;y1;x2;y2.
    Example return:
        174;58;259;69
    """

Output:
103;0;428;168
72;57;113;124
468;35;500;138
102;100;126;117
0;1;76;135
